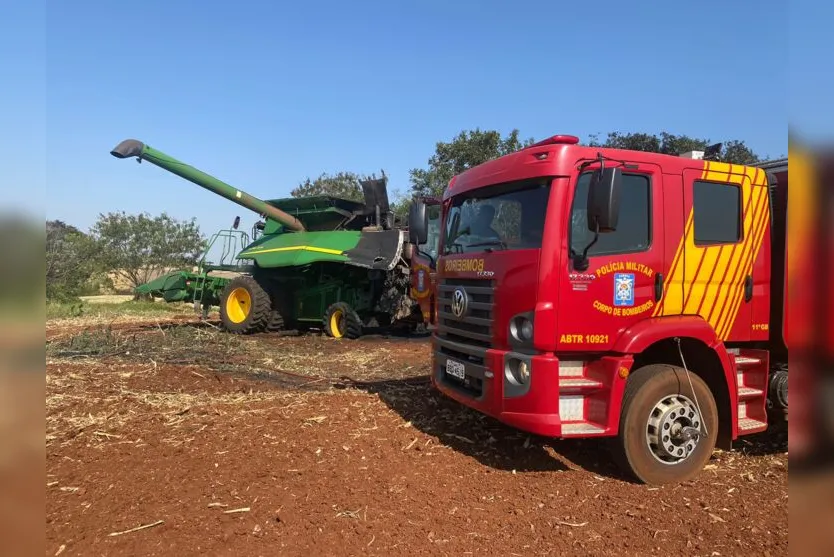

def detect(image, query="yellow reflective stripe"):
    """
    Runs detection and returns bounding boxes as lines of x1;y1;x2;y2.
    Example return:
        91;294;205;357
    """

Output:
240;245;345;256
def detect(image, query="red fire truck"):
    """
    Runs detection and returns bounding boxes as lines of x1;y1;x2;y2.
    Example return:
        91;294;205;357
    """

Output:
408;135;789;485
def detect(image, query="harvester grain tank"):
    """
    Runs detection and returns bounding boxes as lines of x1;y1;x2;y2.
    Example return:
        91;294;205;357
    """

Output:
110;139;422;338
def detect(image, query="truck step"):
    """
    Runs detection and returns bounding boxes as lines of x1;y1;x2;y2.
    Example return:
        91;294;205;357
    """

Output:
737;418;768;434
558;361;585;378
734;356;762;367
559;377;604;390
561;422;606;437
737;386;765;400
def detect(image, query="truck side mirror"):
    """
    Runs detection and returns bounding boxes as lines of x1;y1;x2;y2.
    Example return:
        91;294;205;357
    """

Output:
408;200;428;245
587;166;622;233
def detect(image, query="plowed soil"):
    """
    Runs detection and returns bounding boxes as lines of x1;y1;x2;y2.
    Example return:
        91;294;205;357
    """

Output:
46;315;788;556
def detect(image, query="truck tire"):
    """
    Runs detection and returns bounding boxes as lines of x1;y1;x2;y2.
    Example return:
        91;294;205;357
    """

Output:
323;302;363;339
218;275;271;334
611;363;718;485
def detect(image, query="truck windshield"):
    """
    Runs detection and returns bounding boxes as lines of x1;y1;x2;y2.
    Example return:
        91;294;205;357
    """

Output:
443;179;551;255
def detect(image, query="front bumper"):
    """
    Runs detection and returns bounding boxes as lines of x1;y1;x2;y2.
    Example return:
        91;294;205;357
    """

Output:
432;336;564;437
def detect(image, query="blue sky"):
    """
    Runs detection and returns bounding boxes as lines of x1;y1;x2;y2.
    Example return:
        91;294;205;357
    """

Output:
3;0;794;236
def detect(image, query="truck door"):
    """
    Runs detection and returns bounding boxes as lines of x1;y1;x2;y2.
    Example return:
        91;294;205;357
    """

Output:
680;164;768;341
559;162;666;351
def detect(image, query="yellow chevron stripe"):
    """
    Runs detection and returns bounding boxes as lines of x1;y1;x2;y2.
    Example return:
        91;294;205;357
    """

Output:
713;194;758;335
715;167;770;338
717;185;770;338
709;177;762;332
698;242;732;325
701;166;749;331
706;164;759;336
652;210;692;316
240;245;345;256
652;161;771;340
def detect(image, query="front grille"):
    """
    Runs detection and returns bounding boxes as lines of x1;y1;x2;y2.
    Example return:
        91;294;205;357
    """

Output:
435;278;495;398
437;278;495;349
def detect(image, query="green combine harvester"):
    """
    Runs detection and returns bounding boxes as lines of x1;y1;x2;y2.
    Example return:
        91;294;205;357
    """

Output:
110;139;419;339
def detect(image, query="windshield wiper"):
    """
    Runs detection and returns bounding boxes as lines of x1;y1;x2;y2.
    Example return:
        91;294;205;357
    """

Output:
464;239;508;251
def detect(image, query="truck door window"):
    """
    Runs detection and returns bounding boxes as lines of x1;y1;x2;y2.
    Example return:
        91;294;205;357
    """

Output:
570;172;651;256
693;180;742;244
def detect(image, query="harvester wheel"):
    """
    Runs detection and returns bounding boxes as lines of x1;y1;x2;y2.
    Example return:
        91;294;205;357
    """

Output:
324;302;363;340
266;310;285;332
611;364;718;485
219;275;271;334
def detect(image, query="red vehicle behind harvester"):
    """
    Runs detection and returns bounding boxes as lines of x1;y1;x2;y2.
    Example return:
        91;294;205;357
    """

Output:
408;134;789;485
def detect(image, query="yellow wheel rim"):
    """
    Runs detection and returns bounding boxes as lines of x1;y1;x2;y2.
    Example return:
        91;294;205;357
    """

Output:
329;309;344;338
225;287;251;324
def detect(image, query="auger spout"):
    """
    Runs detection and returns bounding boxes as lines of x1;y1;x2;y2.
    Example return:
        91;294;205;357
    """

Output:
110;139;306;232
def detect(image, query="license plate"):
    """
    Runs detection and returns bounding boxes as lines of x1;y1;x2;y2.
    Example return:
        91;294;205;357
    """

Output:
446;358;466;380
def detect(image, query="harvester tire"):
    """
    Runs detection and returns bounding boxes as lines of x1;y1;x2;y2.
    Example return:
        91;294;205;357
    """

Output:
266;310;285;332
219;275;271;334
610;364;718;486
324;302;363;340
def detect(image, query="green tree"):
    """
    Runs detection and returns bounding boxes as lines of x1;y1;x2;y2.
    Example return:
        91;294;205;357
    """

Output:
91;212;206;297
291;171;367;202
587;131;760;164
46;220;98;301
409;128;536;198
719;139;761;165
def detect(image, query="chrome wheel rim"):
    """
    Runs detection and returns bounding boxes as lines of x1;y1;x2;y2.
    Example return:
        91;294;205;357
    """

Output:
646;394;702;464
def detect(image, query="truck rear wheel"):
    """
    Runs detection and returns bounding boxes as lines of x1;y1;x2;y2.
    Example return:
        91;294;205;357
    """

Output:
612;364;718;485
219;275;271;334
324;302;363;339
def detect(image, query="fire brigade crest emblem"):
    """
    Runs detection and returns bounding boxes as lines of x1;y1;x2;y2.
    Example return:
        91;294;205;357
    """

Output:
613;272;635;307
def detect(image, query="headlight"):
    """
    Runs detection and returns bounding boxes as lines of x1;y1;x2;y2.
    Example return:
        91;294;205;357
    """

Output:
509;315;534;343
520;319;533;340
505;357;531;385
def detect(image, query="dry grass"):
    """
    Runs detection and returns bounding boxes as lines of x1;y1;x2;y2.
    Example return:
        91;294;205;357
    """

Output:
46;299;198;323
250;342;416;381
45;353;375;453
45;319;399;445
79;295;136;304
44;314;430;468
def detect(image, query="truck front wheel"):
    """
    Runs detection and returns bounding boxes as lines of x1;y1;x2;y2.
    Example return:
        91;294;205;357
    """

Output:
612;364;718;485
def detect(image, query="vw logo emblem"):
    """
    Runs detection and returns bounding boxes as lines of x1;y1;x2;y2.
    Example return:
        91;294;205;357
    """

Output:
451;288;468;318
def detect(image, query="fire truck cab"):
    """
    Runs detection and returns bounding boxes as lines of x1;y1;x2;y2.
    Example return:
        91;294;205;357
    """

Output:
408;134;788;485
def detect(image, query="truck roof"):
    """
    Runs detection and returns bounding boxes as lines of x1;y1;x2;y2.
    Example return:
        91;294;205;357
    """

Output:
753;158;788;172
444;134;732;200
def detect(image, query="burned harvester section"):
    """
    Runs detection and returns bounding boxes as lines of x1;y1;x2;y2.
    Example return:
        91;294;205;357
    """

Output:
110;139;417;339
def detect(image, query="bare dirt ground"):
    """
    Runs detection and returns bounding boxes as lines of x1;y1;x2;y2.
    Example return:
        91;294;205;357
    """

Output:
46;314;788;557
